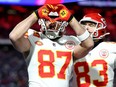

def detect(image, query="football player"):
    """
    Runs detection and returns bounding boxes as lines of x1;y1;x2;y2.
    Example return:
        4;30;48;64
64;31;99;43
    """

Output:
9;4;94;87
72;13;116;87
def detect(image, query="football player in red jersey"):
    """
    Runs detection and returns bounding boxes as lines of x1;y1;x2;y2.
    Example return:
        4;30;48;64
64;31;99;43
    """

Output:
72;13;116;87
9;4;94;87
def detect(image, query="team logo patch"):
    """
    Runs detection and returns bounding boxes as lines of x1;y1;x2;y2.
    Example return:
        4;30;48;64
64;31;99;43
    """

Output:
60;9;67;18
65;41;75;50
35;41;43;46
99;49;109;58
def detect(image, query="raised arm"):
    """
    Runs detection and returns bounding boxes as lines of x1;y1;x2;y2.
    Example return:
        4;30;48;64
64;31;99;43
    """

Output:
9;4;54;53
69;17;94;59
54;4;94;59
9;12;38;53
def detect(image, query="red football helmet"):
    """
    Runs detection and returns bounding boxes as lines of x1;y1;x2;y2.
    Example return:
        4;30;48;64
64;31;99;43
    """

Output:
80;13;110;40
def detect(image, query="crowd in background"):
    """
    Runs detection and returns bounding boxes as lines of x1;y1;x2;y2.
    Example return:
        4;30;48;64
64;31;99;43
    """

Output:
0;3;116;41
0;45;28;87
0;2;116;87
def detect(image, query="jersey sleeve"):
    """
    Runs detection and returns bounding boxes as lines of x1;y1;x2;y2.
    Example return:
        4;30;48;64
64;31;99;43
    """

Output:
24;29;41;46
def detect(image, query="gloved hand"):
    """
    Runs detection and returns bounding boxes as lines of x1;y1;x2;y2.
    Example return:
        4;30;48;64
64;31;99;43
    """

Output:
34;4;73;22
54;4;73;22
34;4;51;21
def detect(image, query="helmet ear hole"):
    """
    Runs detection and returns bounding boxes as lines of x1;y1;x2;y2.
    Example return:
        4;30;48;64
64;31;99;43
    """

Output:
97;23;102;28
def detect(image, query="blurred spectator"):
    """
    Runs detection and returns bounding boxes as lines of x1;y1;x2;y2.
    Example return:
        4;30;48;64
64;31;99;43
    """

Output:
0;45;28;87
0;4;115;41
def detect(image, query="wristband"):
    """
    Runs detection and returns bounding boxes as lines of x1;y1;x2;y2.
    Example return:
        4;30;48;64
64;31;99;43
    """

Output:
34;10;39;18
67;15;73;22
77;30;90;41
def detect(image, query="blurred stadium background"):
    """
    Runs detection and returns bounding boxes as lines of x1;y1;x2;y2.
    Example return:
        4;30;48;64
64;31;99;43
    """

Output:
0;0;116;87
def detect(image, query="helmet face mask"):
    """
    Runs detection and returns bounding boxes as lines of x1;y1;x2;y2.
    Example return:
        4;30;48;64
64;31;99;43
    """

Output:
80;13;109;40
92;23;106;39
38;19;68;39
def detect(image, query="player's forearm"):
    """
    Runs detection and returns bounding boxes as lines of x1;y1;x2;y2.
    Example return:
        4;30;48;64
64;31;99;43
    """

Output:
70;17;94;47
73;37;94;59
69;17;85;35
9;12;37;41
70;17;94;58
81;36;94;50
